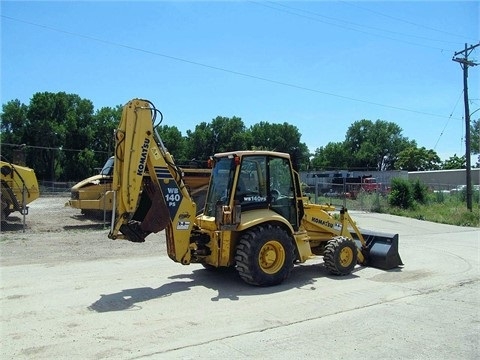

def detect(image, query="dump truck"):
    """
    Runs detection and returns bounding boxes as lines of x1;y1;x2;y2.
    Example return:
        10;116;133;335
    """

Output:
66;156;116;217
67;156;211;217
1;159;40;222
108;99;402;286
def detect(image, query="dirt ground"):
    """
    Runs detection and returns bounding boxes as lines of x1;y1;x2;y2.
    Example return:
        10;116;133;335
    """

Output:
0;195;166;266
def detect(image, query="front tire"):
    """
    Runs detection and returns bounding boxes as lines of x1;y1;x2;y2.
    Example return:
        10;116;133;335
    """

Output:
323;236;358;275
235;225;295;286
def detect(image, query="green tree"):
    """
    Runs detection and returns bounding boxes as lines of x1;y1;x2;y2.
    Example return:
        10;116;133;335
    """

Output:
442;154;466;169
249;121;296;152
185;121;211;160
210;116;249;153
248;121;310;169
24;92;71;180
471;119;479;167
0;99;29;161
61;95;98;180
1;92;113;181
471;119;479;155
311;142;348;170
396;146;441;171
64;105;120;180
344;119;414;170
293;143;311;171
185;116;249;160
92;105;122;157
158;125;187;162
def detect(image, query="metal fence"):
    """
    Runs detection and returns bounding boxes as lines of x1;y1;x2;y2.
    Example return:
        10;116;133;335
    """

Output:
304;182;480;212
38;181;75;196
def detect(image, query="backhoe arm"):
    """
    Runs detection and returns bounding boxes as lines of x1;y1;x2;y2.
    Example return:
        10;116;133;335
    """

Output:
108;99;196;263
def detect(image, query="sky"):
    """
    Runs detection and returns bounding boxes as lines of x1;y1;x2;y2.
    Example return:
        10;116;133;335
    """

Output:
1;1;479;162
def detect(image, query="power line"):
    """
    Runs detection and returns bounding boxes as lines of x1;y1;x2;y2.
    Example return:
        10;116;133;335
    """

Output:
1;142;110;154
252;1;460;51
433;89;464;150
340;0;477;42
1;14;459;121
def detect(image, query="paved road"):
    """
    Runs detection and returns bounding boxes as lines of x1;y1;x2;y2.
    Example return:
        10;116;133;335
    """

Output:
1;212;479;359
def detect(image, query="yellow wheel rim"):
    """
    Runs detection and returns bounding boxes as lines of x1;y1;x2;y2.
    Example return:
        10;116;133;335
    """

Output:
339;246;354;267
258;240;285;274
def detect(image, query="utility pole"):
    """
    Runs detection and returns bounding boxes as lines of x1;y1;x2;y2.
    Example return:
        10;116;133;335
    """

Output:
452;42;479;211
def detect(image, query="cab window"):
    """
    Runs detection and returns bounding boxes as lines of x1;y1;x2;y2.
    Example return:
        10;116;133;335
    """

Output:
236;156;267;206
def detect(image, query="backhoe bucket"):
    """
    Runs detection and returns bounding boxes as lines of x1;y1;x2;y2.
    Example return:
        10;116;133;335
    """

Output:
118;180;170;243
140;180;170;234
359;230;403;270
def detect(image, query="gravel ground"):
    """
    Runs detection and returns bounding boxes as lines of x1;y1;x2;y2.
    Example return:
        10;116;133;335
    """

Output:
0;195;166;266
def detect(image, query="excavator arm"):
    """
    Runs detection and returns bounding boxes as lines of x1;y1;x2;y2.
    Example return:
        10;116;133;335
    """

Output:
108;99;197;264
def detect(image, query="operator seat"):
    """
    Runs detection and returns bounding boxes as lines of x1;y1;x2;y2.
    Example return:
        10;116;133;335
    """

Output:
236;177;247;201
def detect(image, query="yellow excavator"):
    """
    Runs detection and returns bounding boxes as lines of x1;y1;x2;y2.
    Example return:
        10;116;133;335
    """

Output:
1;158;40;223
108;99;402;286
66;156;210;217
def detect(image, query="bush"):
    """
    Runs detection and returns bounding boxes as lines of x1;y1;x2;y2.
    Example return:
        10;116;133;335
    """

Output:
411;179;428;204
459;210;480;227
433;190;445;203
389;178;414;209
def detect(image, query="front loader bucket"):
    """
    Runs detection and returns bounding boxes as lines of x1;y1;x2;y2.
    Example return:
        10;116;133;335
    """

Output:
359;230;403;270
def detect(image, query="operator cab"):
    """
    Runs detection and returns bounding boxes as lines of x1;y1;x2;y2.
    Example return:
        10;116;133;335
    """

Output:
204;151;302;230
99;156;115;176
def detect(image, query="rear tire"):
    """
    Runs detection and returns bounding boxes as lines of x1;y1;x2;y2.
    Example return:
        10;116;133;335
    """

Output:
235;225;295;286
324;236;357;275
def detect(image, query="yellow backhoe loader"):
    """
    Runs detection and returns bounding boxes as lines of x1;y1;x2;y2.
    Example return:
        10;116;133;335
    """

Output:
108;99;402;286
1;158;40;223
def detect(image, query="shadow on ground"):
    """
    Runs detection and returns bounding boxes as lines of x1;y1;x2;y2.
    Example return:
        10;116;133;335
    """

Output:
88;263;361;312
1;216;28;232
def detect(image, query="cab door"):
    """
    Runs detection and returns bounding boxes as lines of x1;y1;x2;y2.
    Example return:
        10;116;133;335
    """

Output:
268;156;299;229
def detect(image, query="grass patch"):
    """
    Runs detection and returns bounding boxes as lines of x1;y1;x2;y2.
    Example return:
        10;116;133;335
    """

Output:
387;202;479;227
312;191;479;228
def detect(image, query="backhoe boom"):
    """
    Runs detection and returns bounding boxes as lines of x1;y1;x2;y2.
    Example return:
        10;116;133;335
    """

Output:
108;99;196;263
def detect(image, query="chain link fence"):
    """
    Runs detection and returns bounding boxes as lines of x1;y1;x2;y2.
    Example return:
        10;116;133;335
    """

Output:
38;181;75;196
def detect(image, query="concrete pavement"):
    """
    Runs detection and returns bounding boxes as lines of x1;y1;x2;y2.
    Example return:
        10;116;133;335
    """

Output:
1;213;479;359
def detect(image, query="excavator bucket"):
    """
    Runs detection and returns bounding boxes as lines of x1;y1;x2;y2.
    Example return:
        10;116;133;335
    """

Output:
358;230;403;270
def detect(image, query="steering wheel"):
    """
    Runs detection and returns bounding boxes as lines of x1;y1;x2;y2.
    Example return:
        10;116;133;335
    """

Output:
271;189;281;202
